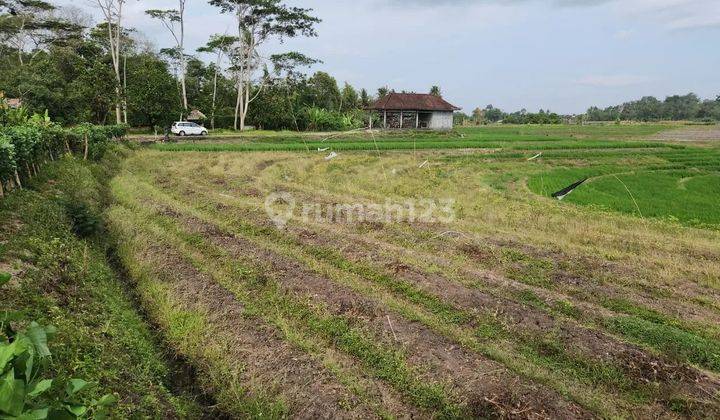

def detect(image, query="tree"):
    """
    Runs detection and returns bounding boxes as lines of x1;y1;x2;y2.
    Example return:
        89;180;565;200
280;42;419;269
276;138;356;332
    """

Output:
198;34;238;129
125;53;181;129
267;51;318;130
663;93;700;120
340;82;358;111
484;105;504;123
305;71;340;110
146;2;189;112
94;0;127;124
0;0;68;65
360;88;370;107
429;85;441;97
209;0;320;131
471;107;484;124
377;86;388;99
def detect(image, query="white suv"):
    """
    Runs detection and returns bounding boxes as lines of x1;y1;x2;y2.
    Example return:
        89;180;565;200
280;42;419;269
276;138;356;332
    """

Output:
171;121;208;136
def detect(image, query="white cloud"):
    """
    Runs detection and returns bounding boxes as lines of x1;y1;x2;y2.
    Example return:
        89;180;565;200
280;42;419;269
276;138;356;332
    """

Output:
613;0;720;30
573;75;653;88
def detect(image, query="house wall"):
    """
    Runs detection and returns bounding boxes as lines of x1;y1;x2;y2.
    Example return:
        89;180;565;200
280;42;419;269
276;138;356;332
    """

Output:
429;112;453;130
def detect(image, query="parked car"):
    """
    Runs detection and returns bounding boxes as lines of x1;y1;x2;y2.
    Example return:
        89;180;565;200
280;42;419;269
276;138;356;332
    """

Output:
171;121;208;136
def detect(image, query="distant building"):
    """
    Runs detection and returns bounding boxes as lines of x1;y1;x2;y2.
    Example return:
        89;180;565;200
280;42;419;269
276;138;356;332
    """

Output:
0;92;22;109
6;98;22;109
368;93;461;130
186;109;207;122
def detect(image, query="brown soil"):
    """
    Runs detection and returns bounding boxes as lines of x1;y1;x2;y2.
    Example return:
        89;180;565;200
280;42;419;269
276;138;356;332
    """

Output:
136;241;400;419
284;226;720;414
138;169;720;417
170;211;596;419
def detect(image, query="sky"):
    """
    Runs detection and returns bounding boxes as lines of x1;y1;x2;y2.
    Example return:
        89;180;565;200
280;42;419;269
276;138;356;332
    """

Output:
58;0;720;114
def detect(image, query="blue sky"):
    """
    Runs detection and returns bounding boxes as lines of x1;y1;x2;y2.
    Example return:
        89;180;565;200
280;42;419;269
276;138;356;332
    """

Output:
63;0;719;113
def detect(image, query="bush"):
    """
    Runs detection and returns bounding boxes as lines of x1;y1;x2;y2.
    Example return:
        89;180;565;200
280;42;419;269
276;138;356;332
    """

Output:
0;122;123;198
0;134;15;196
1;274;117;419
301;107;365;132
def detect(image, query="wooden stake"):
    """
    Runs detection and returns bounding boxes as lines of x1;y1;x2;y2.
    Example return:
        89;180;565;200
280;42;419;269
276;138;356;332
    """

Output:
387;315;398;342
83;133;89;160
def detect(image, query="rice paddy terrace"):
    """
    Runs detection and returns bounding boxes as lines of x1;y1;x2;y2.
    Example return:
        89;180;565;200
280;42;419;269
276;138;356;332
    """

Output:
110;123;720;418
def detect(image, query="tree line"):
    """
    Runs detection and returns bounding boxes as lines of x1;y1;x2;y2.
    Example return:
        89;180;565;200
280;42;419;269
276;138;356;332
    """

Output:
459;93;720;125
456;105;563;125
0;0;431;132
585;93;720;122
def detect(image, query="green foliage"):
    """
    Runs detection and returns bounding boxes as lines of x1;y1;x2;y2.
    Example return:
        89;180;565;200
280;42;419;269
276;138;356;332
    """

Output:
0;276;116;419
302;107;364;132
5;125;41;171
0;133;15;182
0;160;200;417
0;122;126;196
607;316;720;372
586;93;720;122
0;272;9;287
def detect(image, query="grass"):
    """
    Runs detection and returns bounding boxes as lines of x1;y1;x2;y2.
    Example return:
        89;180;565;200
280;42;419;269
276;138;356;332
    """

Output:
150;123;720;228
0;156;200;418
12;123;716;418
107;163;716;417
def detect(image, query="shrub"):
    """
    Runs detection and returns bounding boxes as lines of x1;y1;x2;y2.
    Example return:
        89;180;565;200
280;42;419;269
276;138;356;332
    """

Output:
5;125;41;176
302;107;365;132
0;134;15;197
0;123;121;198
0;274;117;418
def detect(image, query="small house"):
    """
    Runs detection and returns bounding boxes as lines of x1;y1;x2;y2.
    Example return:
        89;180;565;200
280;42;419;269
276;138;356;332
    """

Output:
186;109;207;123
6;98;22;109
368;93;461;130
0;92;22;109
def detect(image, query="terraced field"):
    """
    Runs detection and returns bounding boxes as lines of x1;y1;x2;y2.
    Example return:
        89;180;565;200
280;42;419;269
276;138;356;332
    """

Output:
108;125;720;418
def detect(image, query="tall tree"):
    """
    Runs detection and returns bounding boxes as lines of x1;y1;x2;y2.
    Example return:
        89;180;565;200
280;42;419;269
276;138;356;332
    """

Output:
340;82;358;111
146;1;189;112
268;51;318;130
360;88;370;107
0;0;60;65
94;0;126;124
198;34;238;129
306;71;340;110
429;85;441;96
209;0;320;131
126;52;181;129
